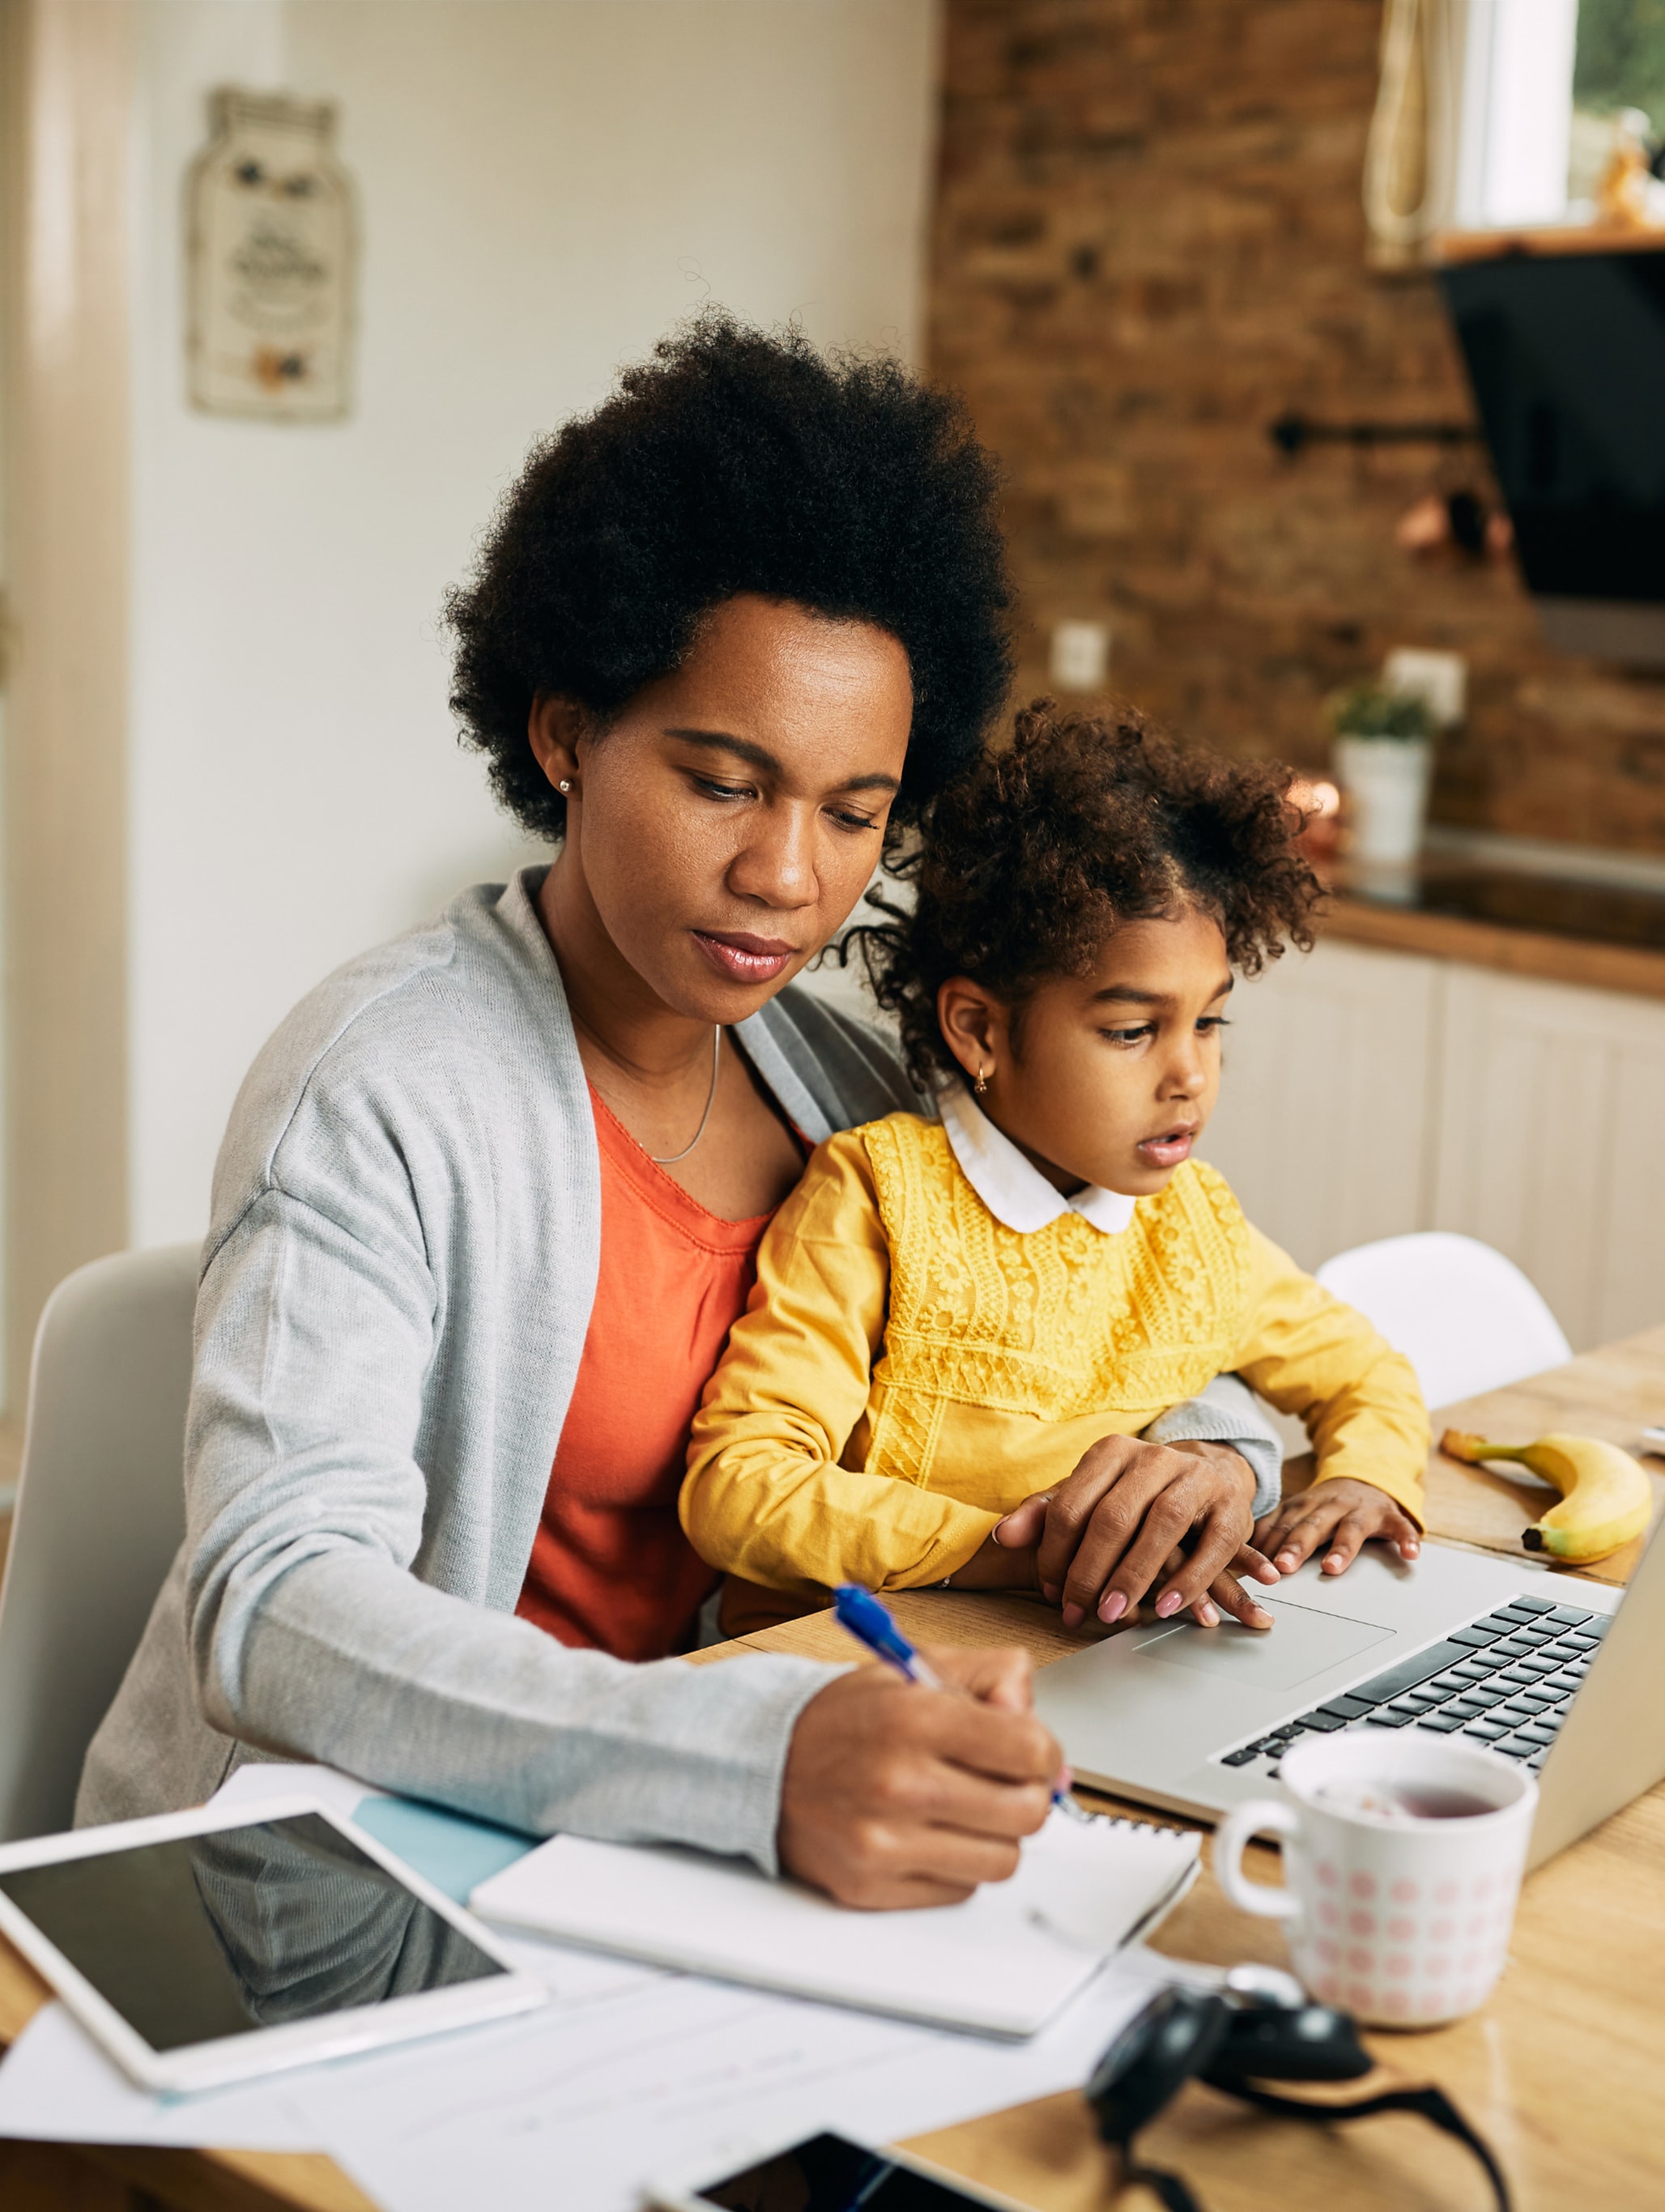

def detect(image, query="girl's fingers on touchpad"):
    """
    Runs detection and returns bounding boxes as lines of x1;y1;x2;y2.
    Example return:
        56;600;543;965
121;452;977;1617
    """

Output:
1273;1517;1326;1568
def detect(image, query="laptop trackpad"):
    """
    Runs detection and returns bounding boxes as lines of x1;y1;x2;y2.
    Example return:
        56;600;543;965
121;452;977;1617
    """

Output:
1130;1600;1393;1690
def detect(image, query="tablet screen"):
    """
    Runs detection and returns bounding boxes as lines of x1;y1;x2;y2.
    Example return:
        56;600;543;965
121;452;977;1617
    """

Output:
0;1811;509;2053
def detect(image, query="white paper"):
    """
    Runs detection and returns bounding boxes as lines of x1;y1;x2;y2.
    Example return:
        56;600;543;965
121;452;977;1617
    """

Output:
474;1806;1194;2036
291;1946;1152;2212
211;1759;376;1823
0;1759;1158;2192
0;2001;317;2148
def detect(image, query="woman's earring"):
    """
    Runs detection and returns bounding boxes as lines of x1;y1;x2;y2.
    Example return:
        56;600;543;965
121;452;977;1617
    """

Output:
973;1066;990;1095
557;778;573;795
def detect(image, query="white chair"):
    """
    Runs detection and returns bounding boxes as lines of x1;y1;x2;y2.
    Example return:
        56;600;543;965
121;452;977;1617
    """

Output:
0;1244;198;1840
1315;1231;1573;1412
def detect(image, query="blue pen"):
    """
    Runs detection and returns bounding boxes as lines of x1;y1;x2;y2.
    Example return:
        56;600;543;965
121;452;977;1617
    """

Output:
832;1584;1085;1817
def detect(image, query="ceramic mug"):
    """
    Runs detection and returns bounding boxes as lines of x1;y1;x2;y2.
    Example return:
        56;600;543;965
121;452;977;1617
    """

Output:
1214;1730;1537;2027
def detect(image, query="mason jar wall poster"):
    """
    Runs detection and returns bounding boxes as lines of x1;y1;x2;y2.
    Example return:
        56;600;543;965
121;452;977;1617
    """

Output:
186;88;356;421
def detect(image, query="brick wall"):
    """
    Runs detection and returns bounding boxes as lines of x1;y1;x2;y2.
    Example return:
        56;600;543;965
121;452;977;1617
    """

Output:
927;0;1665;853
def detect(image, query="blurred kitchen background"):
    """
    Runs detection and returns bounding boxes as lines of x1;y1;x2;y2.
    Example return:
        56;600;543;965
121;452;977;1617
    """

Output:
3;0;1664;1478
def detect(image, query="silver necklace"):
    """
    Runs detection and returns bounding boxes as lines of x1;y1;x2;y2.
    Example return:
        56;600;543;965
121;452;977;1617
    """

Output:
651;1027;722;1165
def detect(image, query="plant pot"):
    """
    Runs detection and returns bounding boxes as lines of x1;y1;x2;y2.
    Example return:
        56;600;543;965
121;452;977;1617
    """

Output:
1332;734;1433;866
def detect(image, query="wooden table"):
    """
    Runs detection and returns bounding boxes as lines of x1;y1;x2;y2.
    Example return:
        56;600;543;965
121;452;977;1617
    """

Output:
5;1331;1664;2212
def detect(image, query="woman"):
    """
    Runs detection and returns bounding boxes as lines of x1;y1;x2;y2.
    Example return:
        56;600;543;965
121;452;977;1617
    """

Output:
79;319;1276;1907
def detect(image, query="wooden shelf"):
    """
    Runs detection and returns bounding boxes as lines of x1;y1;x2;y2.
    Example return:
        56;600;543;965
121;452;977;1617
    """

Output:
1433;223;1665;265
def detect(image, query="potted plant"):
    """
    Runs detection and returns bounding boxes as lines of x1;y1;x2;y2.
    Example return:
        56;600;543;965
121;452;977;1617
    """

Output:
1327;683;1437;867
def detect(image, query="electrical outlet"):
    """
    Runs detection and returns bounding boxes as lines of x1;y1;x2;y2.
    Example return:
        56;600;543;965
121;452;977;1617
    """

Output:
1050;619;1109;692
1383;647;1467;729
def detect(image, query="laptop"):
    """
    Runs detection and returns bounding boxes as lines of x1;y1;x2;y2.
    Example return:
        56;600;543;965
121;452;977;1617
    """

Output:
1033;1508;1665;1870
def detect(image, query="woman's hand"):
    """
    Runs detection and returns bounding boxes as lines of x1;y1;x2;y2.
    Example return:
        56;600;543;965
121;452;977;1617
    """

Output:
1254;1478;1421;1576
777;1644;1059;1908
987;1437;1278;1631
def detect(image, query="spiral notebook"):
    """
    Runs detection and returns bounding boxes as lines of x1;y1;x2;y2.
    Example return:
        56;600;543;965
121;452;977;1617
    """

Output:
470;1806;1199;2039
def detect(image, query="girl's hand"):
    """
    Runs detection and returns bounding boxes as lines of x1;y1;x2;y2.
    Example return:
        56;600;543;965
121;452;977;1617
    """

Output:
988;1436;1278;1631
1254;1478;1422;1576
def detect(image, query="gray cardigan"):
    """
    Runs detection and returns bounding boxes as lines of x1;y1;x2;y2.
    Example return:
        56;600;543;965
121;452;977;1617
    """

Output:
78;870;1277;1867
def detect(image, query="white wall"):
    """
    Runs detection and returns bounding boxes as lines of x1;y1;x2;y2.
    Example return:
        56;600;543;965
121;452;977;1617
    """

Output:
126;0;939;1244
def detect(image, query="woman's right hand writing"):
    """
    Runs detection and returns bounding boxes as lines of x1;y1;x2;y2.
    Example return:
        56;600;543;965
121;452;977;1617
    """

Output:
777;1644;1059;1908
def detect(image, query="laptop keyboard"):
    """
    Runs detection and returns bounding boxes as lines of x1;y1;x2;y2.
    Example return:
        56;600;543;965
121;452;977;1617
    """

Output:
1216;1593;1610;1780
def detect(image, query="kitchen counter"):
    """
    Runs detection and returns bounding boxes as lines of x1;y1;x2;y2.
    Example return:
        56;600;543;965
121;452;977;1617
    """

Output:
1321;857;1665;1001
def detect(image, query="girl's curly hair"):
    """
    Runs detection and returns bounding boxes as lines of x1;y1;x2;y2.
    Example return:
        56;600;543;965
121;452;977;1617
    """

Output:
444;312;1014;840
850;700;1324;1091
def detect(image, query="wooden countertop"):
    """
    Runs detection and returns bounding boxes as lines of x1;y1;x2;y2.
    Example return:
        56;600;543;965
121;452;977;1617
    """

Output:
1322;891;1665;1000
4;1329;1663;2210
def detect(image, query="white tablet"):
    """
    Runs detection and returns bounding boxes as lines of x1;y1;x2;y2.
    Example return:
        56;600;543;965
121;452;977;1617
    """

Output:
0;1793;546;2094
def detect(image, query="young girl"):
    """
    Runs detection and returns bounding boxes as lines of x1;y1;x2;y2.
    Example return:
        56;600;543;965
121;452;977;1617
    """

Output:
681;705;1428;1637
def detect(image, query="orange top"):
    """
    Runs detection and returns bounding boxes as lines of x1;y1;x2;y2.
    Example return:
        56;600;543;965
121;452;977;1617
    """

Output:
516;1087;779;1660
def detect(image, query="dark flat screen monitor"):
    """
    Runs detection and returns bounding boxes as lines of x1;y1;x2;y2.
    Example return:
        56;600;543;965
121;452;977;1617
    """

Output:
1439;246;1665;663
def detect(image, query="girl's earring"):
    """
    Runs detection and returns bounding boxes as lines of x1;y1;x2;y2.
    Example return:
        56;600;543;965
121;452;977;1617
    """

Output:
973;1066;990;1095
557;778;573;795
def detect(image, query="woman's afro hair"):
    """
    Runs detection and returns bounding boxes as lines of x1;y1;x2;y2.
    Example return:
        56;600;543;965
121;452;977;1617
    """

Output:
444;313;1015;840
851;700;1325;1091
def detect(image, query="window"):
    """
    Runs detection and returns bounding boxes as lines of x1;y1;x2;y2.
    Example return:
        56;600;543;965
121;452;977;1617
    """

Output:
1569;0;1665;213
1365;0;1665;250
1452;0;1578;231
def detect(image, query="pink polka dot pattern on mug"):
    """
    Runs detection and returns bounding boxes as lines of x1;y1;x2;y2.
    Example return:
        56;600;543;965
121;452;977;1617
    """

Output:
1305;1861;1517;2022
1213;1732;1538;2028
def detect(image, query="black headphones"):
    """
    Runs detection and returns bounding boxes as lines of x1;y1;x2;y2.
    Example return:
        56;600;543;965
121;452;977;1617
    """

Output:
1086;1986;1512;2212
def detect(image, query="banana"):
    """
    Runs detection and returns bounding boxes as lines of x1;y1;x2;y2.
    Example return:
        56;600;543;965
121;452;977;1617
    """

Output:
1440;1428;1654;1564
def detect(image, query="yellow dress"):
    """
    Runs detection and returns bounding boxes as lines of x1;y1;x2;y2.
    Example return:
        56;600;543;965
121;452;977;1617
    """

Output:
681;1112;1428;1605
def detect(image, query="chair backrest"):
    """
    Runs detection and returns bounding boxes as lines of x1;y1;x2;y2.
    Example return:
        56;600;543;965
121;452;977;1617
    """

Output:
0;1244;198;1840
1314;1231;1573;1413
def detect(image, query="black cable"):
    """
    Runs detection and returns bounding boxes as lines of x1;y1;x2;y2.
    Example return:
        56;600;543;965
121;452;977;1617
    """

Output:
1092;1991;1511;2212
1223;2081;1512;2212
1123;2159;1201;2212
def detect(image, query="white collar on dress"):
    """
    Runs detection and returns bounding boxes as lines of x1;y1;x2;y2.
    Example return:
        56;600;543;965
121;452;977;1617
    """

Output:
936;1083;1137;1236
